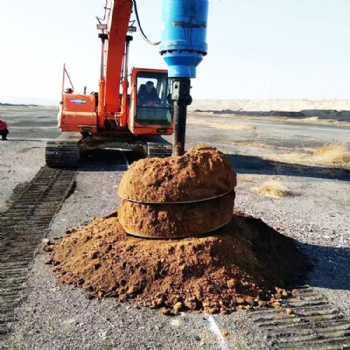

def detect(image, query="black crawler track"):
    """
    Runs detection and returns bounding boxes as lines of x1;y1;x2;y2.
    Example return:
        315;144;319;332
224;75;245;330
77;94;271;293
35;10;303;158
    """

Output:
0;167;76;339
250;286;350;349
147;142;173;158
45;141;80;168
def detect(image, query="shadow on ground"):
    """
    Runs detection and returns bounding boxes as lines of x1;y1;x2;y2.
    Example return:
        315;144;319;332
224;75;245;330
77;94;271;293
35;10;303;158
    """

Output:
237;214;350;291
302;243;350;291
225;153;350;181
78;149;143;172
65;149;350;182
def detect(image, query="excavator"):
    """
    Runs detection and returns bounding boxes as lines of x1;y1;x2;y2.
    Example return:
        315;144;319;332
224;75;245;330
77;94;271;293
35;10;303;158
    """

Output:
45;0;208;168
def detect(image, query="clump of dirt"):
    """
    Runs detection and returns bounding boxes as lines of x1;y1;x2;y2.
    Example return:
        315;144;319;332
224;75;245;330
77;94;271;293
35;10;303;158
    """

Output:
118;145;236;203
49;211;310;315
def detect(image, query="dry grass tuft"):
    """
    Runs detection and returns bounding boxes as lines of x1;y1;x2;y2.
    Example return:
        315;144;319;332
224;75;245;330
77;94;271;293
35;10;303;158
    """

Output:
264;143;350;168
235;141;274;149
309;143;350;166
237;175;255;183
251;180;290;198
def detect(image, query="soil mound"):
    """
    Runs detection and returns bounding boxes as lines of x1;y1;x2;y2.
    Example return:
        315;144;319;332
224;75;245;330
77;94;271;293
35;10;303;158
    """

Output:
118;145;236;203
49;211;310;314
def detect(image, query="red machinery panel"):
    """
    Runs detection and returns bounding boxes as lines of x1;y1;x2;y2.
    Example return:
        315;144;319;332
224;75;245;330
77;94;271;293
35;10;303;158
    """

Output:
59;94;97;132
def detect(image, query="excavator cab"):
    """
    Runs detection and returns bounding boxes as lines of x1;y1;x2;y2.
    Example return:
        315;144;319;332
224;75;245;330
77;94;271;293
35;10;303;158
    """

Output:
135;72;171;126
128;68;173;135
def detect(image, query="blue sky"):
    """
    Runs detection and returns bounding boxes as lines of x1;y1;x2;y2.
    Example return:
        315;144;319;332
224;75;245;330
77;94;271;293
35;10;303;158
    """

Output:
1;0;350;104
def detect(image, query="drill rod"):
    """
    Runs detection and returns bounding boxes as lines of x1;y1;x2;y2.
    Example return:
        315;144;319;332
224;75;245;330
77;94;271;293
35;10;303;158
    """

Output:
171;78;192;156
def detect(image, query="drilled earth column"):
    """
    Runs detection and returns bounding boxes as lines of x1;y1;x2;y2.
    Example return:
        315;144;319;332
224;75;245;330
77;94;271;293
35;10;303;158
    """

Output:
119;191;235;239
118;145;237;239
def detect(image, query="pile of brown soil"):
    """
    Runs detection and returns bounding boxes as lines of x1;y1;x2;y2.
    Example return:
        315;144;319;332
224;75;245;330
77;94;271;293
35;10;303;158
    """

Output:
49;211;310;315
118;145;237;203
118;145;237;238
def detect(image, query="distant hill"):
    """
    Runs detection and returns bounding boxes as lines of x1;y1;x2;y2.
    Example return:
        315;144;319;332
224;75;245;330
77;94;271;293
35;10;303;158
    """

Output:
0;102;39;107
0;95;57;106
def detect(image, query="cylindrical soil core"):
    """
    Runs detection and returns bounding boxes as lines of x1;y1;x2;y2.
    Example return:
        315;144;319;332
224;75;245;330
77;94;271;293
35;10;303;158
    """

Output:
118;145;237;238
119;191;235;238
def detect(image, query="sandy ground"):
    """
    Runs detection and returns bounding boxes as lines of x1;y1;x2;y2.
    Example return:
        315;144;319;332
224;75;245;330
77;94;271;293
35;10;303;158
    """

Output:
0;102;350;349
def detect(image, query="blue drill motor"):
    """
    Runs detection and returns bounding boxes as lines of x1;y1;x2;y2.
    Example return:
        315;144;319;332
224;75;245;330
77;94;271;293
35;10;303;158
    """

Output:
160;0;209;78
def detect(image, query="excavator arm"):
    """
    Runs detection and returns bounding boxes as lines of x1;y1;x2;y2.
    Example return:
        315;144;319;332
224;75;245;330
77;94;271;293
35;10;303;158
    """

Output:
98;0;133;128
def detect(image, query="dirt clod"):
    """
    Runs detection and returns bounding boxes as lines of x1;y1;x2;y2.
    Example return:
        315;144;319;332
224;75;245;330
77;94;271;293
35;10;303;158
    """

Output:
41;238;54;252
286;308;294;315
173;302;183;314
160;307;172;316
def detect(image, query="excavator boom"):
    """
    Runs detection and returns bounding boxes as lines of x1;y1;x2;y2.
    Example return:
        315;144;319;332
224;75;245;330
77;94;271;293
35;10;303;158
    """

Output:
103;0;133;118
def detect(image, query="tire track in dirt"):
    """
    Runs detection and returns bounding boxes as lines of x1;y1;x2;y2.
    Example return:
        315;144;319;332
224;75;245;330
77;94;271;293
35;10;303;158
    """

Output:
0;167;76;339
250;286;350;349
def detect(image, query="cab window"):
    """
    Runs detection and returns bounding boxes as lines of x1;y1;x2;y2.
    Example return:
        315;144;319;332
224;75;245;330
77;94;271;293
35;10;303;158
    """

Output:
135;72;171;126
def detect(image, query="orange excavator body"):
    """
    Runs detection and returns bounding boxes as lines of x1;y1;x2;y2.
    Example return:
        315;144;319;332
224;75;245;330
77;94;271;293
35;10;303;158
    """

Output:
58;0;173;139
46;0;209;168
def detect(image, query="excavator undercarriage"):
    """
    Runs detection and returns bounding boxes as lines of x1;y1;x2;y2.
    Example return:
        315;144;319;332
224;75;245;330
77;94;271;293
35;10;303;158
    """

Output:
45;133;172;168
